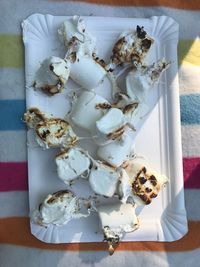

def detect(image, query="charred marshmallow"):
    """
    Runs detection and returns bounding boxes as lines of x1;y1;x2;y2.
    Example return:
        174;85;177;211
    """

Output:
119;157;169;205
24;107;47;129
107;25;154;71
35;118;78;149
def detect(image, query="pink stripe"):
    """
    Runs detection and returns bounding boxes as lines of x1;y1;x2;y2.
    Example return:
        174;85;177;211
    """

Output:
0;158;199;192
183;158;200;189
0;162;28;192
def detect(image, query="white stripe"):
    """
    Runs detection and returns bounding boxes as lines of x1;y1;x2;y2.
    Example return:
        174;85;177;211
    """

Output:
0;192;28;217
0;245;200;267
185;190;200;221
181;125;200;158
179;65;200;95
0;0;199;39
0;131;27;162
0;68;25;99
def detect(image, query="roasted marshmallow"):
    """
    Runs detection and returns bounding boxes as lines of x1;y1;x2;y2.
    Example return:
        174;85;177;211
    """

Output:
126;59;170;102
55;147;92;184
58;15;96;57
35;118;78;149
69;91;110;133
98;203;139;255
32;190;89;226
58;16;106;90
97;133;134;167
107;25;154;71
24;108;78;149
112;94;139;116
34;56;70;95
118;157;169;205
24;107;47;129
89;162;120;198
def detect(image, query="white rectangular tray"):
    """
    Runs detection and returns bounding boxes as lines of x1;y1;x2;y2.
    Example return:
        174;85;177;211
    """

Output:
22;14;188;243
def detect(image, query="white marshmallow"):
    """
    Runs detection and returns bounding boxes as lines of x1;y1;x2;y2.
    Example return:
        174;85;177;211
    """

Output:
69;91;110;133
89;162;120;198
55;147;91;184
34;56;70;95
97;202;139;254
70;55;107;90
97;133;134;167
116;169;132;204
98;203;139;233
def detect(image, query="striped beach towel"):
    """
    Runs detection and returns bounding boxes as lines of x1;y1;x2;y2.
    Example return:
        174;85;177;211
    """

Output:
0;0;199;266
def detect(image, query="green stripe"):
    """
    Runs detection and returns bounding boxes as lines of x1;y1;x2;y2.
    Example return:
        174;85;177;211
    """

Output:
0;35;197;68
0;35;24;68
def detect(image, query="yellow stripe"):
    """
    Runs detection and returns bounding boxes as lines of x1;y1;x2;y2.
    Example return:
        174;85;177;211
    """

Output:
0;34;199;68
0;35;24;68
0;217;199;251
178;39;200;67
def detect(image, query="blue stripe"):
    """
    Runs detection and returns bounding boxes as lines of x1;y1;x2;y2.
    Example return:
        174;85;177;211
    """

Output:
0;95;199;131
0;100;26;130
180;94;200;125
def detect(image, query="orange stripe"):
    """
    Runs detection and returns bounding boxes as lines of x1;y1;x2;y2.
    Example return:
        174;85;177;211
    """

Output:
0;217;199;251
52;0;200;10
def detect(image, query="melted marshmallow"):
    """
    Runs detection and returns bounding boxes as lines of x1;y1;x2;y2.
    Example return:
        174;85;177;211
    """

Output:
126;59;170;102
89;162;120;197
69;91;110;133
34;56;70;95
94;108;127;145
32;190;79;226
97;133;134;167
55;147;91;184
58;15;96;57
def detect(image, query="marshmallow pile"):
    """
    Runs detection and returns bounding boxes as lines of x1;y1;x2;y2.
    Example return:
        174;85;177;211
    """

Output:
25;16;170;255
